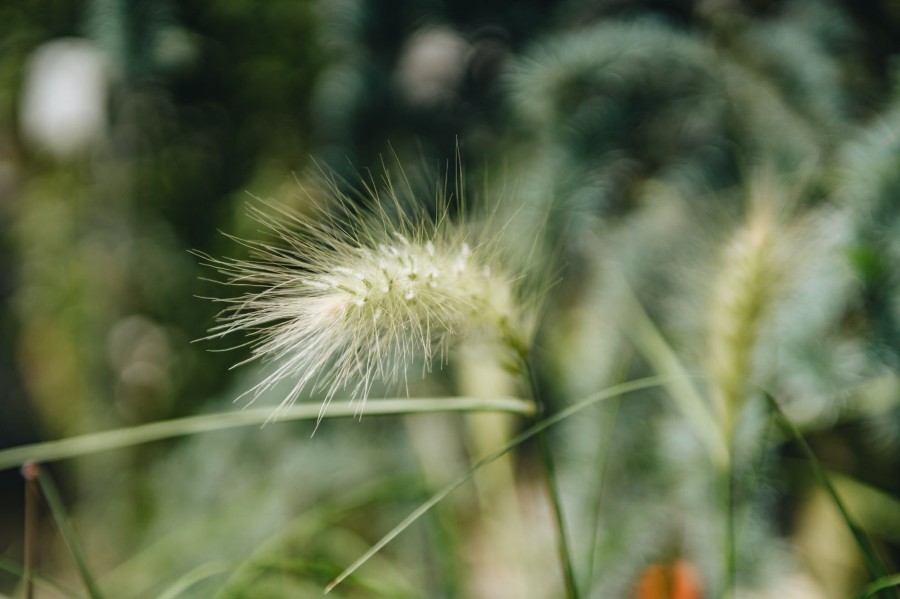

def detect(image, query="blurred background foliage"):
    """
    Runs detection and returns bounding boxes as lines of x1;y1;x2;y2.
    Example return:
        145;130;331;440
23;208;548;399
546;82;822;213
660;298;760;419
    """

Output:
1;0;900;597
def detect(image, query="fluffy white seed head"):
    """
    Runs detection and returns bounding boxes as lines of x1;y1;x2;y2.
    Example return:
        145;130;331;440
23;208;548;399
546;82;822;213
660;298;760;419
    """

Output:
200;169;536;421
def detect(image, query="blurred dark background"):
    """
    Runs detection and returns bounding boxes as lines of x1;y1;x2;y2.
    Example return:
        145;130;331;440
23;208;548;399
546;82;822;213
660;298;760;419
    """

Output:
2;1;900;597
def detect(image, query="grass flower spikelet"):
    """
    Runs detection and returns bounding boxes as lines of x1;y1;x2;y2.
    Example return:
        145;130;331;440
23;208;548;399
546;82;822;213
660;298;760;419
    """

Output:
201;171;533;421
706;173;797;438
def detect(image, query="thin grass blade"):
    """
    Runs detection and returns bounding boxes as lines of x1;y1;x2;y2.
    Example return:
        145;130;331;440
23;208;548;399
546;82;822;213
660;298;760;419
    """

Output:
0;397;536;471
855;575;900;599
34;466;105;599
156;561;233;599
0;555;83;599
762;392;892;586
619;280;728;465
325;376;667;593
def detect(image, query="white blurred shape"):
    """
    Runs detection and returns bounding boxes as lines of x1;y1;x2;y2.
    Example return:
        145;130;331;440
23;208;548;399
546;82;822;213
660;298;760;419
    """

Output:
20;38;109;158
393;26;469;108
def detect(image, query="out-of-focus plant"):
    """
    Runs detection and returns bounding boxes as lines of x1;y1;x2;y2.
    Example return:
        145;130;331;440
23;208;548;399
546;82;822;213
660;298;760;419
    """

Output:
2;0;900;598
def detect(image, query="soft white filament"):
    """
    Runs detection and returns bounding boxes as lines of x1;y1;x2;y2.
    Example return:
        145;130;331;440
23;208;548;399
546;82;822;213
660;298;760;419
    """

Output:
203;189;531;422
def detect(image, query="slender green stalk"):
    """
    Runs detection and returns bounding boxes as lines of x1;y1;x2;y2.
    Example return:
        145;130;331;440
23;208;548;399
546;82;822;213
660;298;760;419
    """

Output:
22;463;39;599
156;561;233;599
855;575;900;599
0;555;82;599
619;280;728;466
722;456;736;599
34;465;105;599
403;415;465;598
622;281;747;596
0;397;536;471
583;395;619;587
762;392;892;587
324;376;667;593
584;352;631;587
524;357;579;599
829;470;900;541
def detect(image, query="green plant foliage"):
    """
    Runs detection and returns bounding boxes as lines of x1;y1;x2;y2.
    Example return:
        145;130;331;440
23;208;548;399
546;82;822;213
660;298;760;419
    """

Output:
1;0;899;598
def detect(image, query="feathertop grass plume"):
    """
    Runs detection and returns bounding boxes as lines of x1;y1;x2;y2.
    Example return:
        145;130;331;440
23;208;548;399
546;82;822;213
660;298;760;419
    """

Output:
707;173;794;438
200;163;538;422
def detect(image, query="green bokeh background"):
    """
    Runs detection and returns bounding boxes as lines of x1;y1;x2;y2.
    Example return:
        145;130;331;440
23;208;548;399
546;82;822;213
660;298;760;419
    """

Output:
2;1;900;597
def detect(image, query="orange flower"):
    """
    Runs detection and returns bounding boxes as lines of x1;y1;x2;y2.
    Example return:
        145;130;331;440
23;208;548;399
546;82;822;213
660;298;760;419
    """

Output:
634;560;703;599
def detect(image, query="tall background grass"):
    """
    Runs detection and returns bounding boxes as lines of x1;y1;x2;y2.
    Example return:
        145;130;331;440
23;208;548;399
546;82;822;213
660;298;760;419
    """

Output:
1;0;899;597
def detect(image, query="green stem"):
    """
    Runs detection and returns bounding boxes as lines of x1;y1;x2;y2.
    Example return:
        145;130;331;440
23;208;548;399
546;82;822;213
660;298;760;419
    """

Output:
325;376;667;594
855;574;900;599
524;357;580;599
620;279;729;466
584;395;620;587
34;465;105;599
23;463;39;599
0;555;82;599
0;397;536;471
157;561;233;599
762;392;892;588
722;456;736;599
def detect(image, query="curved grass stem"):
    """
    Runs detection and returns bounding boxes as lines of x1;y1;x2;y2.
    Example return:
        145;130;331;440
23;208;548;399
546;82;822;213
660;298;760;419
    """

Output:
855;575;900;599
762;391;893;592
324;376;667;594
0;397;536;471
722;455;736;599
34;465;105;599
524;358;580;599
0;555;82;599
